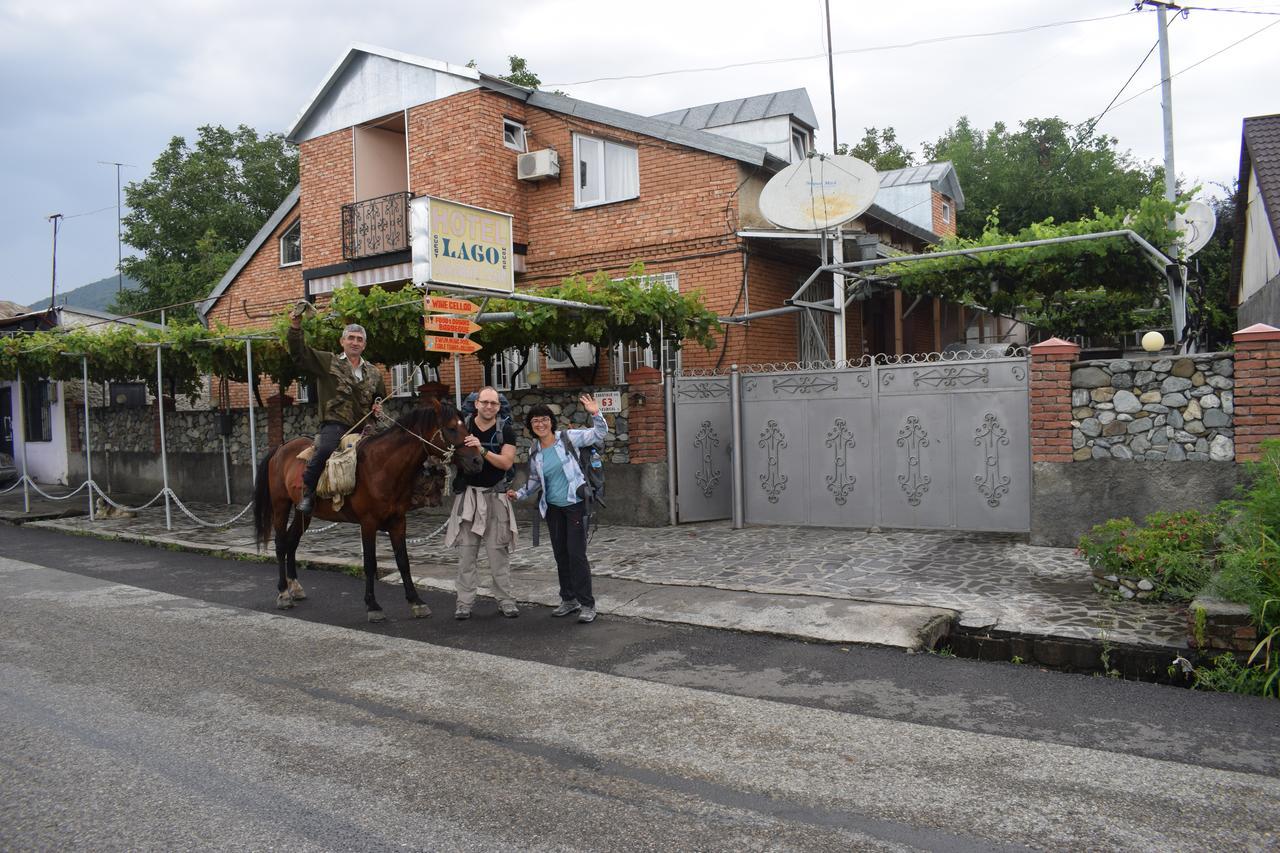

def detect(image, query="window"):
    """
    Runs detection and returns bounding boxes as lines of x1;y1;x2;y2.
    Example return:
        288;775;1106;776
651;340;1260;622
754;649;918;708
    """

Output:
490;348;536;391
279;219;301;266
611;272;682;382
23;379;52;442
941;201;952;225
503;119;527;152
573;134;639;208
791;128;810;163
390;363;423;397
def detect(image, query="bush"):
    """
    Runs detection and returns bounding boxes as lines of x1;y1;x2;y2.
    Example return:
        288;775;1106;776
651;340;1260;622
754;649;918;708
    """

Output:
1077;509;1219;601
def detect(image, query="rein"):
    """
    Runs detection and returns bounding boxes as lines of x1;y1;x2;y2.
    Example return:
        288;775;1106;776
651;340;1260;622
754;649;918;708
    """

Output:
372;401;456;463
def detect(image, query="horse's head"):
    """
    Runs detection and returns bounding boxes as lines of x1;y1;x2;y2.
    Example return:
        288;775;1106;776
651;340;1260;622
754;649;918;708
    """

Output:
429;397;484;475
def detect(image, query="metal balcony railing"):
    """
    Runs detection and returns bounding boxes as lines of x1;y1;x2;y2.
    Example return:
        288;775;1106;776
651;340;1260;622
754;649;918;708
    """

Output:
341;191;410;260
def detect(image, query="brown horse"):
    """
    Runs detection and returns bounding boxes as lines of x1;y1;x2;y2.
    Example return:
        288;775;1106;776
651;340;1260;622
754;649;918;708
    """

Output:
252;397;483;621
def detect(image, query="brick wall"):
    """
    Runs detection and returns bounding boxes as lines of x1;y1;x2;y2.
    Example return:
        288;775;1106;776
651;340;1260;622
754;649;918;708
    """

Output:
931;190;956;237
299;128;354;270
1029;337;1080;462
1232;323;1280;462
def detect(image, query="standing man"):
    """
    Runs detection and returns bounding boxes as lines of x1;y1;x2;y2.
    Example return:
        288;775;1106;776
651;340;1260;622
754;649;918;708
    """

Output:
288;305;385;515
444;386;519;620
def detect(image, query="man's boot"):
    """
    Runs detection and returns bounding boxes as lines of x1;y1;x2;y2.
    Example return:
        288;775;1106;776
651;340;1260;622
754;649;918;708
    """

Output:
298;485;315;515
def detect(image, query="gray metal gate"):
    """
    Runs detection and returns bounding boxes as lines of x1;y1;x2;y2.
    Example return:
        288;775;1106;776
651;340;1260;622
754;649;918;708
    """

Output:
670;353;1030;533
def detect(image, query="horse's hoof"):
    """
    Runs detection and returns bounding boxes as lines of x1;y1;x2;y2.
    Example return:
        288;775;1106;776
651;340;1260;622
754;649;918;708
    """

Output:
276;594;294;610
287;580;307;600
411;603;432;619
367;610;386;623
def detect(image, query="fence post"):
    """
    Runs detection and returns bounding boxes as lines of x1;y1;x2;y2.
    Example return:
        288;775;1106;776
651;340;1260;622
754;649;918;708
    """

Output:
155;335;171;531
665;369;677;526
1028;337;1080;463
246;340;258;483
15;368;28;513
82;356;93;520
1232;323;1280;462
730;364;744;529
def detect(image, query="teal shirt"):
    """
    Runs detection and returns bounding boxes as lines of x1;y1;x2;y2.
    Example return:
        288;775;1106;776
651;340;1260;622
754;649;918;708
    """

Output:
540;445;573;507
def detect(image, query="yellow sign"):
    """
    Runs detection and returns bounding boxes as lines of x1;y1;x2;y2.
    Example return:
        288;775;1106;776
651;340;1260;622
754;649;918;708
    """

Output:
410;197;514;294
424;335;482;355
424;295;478;314
424;316;481;335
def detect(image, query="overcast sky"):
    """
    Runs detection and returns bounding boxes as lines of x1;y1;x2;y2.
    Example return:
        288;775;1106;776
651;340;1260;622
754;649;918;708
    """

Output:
2;0;1277;309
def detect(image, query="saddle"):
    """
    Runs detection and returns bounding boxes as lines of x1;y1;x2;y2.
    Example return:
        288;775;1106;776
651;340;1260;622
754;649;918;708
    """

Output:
297;433;361;511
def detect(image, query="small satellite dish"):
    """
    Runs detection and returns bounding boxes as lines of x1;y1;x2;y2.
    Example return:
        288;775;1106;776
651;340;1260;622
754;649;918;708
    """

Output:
1175;200;1216;257
758;154;879;231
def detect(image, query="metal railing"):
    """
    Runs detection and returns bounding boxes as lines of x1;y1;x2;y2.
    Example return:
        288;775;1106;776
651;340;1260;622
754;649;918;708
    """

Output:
341;191;410;260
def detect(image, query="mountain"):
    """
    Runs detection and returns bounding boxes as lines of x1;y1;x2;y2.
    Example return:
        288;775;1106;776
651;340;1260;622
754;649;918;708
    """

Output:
28;274;141;313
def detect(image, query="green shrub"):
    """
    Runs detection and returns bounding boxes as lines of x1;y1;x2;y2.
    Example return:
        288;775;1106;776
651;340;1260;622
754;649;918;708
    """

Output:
1076;509;1218;601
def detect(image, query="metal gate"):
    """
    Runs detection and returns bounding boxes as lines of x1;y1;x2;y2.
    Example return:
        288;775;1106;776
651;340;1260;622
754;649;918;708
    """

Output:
670;353;1030;533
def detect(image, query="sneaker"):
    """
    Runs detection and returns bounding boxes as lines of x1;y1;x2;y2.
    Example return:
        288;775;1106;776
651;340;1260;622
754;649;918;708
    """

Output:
499;602;520;618
577;607;597;624
297;487;315;515
551;600;580;618
454;604;471;621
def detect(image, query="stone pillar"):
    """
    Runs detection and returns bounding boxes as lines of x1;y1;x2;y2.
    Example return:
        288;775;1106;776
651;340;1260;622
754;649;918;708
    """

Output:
1232;323;1280;462
1029;337;1080;463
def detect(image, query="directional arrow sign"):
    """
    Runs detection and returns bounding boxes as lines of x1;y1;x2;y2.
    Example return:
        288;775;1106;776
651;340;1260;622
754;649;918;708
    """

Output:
424;335;481;355
424;295;478;314
424;315;481;335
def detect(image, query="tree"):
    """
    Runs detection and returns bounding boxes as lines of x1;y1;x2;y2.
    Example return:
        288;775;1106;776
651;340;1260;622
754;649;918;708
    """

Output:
924;116;1163;239
115;124;298;323
836;127;915;171
1185;184;1237;351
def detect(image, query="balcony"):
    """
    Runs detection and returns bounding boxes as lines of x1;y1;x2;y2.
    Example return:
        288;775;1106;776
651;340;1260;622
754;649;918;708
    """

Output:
341;192;410;260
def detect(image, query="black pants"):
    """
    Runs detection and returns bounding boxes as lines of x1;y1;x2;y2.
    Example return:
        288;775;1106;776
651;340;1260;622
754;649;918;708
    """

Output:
545;500;593;609
302;422;346;492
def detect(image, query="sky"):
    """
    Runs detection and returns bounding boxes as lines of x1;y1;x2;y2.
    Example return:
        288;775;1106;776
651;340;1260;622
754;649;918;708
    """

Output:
2;0;1277;309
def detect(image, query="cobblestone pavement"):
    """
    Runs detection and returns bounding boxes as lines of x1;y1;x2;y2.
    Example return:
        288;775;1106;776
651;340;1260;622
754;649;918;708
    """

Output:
19;487;1190;649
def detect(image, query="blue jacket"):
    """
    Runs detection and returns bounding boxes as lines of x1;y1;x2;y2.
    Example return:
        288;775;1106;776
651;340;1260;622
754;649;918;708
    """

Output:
515;413;607;517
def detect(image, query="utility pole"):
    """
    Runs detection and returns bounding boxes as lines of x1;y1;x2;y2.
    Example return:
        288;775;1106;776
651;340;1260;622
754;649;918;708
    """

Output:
98;161;133;293
1140;0;1187;349
47;214;63;308
824;0;838;154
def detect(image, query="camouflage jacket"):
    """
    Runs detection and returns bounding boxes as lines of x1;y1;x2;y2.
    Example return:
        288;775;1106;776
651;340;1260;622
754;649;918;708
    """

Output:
287;326;387;428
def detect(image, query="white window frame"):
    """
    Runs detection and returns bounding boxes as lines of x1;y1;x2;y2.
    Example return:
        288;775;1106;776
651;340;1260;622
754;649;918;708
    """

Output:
279;219;301;267
491;347;536;391
390;362;423;398
503;118;527;153
611;272;681;383
573;133;639;209
791;127;810;163
941;200;952;225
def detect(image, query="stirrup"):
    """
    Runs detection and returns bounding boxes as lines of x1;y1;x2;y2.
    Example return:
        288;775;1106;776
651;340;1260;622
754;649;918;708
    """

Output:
298;488;315;514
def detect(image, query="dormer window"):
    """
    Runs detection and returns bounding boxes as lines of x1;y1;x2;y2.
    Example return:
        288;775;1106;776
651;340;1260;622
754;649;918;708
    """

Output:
279;219;301;266
791;128;810;163
942;201;952;224
503;119;527;152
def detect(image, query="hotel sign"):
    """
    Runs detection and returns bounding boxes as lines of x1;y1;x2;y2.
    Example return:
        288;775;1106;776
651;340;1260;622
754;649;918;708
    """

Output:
410;196;514;293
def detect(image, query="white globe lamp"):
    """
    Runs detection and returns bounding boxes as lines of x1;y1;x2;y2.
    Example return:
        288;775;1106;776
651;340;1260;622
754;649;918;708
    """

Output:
1141;331;1165;353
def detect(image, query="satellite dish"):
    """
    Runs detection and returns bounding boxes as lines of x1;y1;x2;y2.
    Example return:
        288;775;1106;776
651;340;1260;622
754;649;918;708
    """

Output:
758;154;879;231
1175;200;1216;257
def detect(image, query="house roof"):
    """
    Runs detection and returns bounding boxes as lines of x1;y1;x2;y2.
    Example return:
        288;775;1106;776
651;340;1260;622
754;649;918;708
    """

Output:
0;300;29;319
649;89;819;133
1230;113;1280;306
197;185;300;326
878;162;965;209
0;305;160;334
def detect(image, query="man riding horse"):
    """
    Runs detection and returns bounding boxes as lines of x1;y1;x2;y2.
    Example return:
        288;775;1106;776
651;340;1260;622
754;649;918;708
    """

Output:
288;304;386;515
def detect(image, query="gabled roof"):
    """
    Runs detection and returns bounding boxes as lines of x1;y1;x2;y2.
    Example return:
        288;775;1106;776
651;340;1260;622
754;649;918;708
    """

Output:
650;89;819;132
878;162;965;209
197;186;300;326
1230;113;1280;305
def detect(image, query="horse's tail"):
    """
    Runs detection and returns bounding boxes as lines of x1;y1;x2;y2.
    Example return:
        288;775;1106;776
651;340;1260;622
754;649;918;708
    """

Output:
252;446;278;550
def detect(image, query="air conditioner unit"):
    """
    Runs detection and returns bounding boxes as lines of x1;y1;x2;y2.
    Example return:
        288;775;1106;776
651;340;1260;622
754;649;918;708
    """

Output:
517;149;560;181
545;342;595;369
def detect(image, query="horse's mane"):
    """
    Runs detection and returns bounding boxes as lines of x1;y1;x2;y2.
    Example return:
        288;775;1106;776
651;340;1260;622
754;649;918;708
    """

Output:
360;400;458;452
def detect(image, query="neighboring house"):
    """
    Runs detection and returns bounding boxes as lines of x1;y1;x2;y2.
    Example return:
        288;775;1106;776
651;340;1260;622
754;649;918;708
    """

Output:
0;306;167;484
1231;113;1280;329
199;44;994;401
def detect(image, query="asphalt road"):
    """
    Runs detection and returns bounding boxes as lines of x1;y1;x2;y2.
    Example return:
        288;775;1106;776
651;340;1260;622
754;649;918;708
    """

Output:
2;524;1279;851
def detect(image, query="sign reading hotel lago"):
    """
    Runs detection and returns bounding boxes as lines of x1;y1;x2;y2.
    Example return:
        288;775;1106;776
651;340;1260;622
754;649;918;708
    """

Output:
410;197;514;293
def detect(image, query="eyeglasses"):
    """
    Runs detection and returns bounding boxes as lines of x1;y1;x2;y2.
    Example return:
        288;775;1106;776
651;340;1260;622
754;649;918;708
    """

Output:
530;416;552;424
477;400;500;406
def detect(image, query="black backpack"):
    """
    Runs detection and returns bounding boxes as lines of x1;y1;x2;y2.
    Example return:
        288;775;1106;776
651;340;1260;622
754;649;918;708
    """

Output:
453;391;516;490
561;431;605;510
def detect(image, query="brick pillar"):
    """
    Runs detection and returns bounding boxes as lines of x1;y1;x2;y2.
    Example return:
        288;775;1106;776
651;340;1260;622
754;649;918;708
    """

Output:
623;366;667;463
1029;337;1080;463
1232;323;1280;462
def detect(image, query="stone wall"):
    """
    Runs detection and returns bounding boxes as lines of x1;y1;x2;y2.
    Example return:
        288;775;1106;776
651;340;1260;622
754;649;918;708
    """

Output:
1070;354;1234;462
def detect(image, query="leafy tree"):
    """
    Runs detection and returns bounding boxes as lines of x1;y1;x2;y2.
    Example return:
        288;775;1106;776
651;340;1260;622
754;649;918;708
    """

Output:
467;55;556;92
924;116;1163;239
836;127;915;171
115;124;298;324
1185;184;1237;350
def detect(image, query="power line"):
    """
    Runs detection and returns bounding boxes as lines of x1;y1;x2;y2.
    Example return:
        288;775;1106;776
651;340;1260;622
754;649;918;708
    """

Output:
545;11;1137;87
60;204;117;220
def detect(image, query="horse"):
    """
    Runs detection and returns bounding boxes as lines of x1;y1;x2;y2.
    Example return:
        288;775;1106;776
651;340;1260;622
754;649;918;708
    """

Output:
252;397;483;622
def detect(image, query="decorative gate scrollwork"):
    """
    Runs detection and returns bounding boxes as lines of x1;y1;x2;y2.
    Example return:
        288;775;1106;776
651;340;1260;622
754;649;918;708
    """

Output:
896;415;931;506
825;418;856;505
973;412;1011;507
758;419;789;503
692;420;721;498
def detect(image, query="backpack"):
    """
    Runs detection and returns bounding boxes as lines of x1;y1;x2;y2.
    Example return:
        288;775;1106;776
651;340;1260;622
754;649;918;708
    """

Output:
452;391;515;491
561;431;605;510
